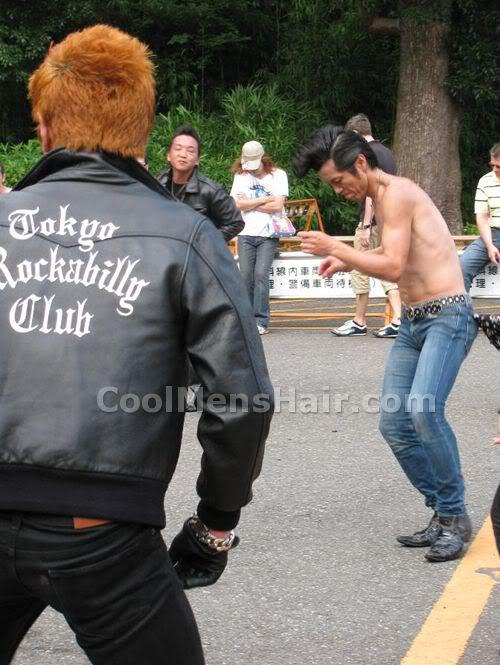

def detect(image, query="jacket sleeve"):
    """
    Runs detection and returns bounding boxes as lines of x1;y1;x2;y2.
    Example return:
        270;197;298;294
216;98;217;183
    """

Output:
207;185;245;241
180;219;273;530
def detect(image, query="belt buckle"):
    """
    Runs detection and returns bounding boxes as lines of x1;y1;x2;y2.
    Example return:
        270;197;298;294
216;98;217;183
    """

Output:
406;307;415;321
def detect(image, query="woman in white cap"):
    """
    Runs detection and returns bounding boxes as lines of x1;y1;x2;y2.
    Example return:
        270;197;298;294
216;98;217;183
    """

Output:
230;141;288;334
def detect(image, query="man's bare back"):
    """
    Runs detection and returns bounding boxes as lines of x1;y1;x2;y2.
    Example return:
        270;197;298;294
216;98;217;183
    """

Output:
376;174;464;304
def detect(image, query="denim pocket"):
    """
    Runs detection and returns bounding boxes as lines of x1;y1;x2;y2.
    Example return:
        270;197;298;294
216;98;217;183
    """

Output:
48;525;162;641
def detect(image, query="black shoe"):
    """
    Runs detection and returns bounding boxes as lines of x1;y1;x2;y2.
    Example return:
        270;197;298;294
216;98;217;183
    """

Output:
397;512;440;547
425;513;472;563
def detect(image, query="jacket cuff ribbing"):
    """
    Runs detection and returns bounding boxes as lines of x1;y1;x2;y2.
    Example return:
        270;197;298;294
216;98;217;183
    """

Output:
197;500;241;530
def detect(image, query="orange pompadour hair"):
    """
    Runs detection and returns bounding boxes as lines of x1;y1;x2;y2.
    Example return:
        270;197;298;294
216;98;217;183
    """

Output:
29;24;156;157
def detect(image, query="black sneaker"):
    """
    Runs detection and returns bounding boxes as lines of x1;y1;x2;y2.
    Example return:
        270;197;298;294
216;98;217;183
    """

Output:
425;513;472;562
331;319;367;336
397;512;440;547
373;322;400;338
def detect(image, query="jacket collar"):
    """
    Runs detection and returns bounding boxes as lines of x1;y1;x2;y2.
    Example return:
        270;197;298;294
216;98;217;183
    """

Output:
14;148;174;201
163;165;200;195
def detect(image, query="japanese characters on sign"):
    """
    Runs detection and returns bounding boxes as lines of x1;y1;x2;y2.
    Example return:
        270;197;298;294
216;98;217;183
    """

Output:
268;253;500;299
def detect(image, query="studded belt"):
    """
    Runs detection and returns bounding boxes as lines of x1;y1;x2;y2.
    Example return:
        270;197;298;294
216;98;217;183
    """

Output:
403;294;471;321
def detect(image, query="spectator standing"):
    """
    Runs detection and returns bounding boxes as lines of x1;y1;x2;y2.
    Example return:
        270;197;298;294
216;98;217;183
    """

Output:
331;114;402;338
158;126;244;409
460;142;500;290
231;141;288;335
157;125;244;241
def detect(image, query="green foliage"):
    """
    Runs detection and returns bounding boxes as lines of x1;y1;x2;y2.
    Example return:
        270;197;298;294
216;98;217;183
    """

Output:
0;0;278;141
0;140;42;184
279;0;399;138
0;84;358;233
447;0;500;220
148;83;359;232
462;222;478;236
1;0;497;231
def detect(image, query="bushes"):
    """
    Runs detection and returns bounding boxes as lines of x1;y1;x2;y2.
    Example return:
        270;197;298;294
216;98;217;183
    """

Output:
149;84;358;233
0;84;357;234
0;140;43;186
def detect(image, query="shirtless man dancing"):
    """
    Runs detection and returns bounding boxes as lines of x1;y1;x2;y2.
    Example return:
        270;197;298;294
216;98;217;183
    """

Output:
298;128;477;562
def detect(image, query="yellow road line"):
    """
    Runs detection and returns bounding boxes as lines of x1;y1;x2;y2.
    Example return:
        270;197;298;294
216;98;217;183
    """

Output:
402;518;499;665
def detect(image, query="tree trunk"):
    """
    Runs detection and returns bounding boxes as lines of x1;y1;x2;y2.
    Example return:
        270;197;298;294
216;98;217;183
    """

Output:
392;5;463;233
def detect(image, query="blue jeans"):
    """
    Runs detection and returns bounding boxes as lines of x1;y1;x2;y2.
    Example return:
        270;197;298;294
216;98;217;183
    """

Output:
238;236;278;329
460;228;500;291
379;301;477;515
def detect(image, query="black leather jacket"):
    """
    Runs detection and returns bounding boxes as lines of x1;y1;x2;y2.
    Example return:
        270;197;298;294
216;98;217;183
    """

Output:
0;149;273;529
157;167;244;241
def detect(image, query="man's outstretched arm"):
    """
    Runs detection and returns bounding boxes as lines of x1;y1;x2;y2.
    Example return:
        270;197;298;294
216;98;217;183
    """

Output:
299;190;412;283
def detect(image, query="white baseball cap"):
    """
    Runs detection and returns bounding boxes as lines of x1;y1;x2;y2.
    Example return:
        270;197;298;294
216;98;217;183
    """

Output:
241;140;265;170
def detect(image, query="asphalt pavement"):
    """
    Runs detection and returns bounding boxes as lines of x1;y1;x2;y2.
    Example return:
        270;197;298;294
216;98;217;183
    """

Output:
12;299;500;665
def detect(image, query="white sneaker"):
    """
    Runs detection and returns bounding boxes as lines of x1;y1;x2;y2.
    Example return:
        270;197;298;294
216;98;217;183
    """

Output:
331;319;367;336
257;325;269;335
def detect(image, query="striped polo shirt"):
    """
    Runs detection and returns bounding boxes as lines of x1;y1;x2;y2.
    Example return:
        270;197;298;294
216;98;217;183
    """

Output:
475;170;500;228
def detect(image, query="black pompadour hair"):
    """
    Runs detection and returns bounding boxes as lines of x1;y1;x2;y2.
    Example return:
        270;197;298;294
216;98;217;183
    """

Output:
331;130;378;172
292;125;344;177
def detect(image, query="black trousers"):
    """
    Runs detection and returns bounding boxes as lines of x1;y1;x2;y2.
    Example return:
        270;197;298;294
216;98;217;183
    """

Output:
0;512;205;665
491;484;500;555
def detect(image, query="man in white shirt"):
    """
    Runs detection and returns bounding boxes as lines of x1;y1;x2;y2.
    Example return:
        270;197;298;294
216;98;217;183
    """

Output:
460;142;500;290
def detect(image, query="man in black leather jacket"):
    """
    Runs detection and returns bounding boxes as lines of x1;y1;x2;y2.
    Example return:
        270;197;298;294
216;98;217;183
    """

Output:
157;125;243;241
0;25;273;665
158;125;244;408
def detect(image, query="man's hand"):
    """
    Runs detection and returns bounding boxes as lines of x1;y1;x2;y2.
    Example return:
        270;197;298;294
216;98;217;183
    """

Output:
487;243;500;265
169;519;236;589
358;227;371;249
298;231;335;256
319;256;350;277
